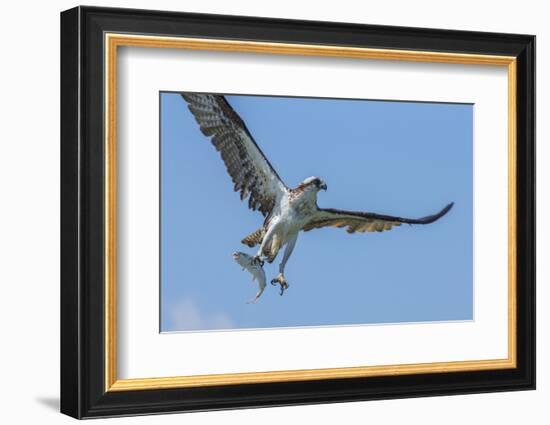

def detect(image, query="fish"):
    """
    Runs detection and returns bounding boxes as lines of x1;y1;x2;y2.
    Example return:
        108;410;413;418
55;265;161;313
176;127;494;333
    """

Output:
232;252;266;303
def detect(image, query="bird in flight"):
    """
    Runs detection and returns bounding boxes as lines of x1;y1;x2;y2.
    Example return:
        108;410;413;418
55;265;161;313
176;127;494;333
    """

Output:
180;93;454;302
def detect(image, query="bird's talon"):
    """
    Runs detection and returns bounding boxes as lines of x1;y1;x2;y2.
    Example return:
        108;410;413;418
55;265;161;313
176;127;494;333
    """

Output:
271;275;289;296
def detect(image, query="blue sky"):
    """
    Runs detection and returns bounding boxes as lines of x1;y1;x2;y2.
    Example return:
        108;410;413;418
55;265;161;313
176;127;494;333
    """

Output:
160;93;473;332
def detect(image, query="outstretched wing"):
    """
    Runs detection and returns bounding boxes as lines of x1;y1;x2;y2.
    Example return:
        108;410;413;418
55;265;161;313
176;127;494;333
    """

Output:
181;93;288;217
303;202;454;234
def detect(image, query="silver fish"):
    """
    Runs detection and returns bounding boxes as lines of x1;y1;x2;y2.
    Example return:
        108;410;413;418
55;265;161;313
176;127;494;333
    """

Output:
232;252;266;303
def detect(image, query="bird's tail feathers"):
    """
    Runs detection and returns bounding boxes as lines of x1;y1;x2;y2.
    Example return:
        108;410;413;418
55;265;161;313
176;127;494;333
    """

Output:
241;227;266;247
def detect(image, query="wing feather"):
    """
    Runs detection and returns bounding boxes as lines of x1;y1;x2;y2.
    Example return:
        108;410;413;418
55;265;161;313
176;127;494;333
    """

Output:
303;203;454;234
181;93;288;217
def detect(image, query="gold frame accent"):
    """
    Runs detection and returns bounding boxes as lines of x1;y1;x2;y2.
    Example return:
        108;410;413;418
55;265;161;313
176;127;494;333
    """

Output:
104;33;518;392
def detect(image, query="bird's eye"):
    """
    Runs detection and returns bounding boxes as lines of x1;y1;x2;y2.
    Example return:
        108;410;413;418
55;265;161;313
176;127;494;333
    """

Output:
313;179;320;186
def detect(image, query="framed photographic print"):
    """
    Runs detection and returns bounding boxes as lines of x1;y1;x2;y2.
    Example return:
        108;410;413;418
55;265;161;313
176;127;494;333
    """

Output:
60;6;535;419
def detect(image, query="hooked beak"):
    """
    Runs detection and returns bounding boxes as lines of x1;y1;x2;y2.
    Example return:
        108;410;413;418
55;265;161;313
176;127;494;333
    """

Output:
320;182;327;191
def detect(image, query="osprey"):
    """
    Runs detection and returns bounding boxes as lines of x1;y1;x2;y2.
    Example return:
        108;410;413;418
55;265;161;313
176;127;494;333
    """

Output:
181;93;454;302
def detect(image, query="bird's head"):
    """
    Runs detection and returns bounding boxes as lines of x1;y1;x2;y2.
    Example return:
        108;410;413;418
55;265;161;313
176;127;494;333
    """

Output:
299;176;328;193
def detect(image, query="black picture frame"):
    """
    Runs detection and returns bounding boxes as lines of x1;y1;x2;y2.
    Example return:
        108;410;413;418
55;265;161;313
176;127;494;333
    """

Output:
61;5;535;419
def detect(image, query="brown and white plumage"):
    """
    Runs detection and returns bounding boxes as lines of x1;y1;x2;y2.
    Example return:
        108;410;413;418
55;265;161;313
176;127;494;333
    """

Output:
303;202;454;234
181;93;288;217
181;93;454;301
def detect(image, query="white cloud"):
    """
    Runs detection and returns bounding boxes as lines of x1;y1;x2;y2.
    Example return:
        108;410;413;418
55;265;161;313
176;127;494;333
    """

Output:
166;298;235;331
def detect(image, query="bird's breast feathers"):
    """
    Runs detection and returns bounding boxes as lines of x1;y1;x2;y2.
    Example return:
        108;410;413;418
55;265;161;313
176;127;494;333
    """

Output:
272;192;317;233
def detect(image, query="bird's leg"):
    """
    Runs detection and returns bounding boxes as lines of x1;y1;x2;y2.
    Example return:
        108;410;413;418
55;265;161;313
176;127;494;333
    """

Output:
271;234;298;296
254;224;277;266
252;255;264;267
253;244;266;266
271;274;288;296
